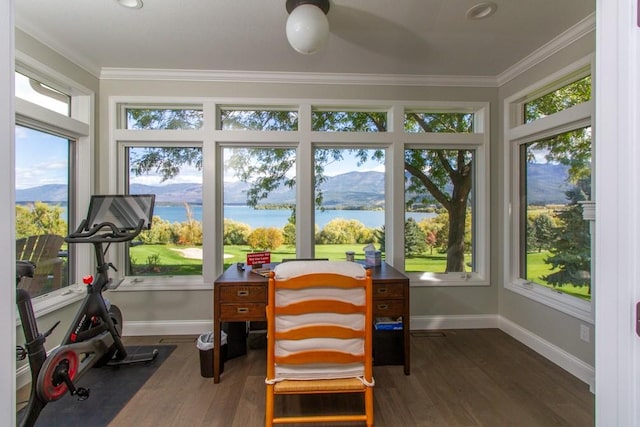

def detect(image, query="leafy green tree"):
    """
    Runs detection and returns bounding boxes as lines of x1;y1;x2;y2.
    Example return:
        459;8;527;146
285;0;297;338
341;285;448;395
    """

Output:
404;218;427;257
527;213;555;252
315;218;373;245
543;180;591;293
138;215;173;244
223;219;251;245
247;227;284;251
15;202;67;239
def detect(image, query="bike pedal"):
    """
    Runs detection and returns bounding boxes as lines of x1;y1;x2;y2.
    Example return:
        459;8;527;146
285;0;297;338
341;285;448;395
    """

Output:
76;387;90;401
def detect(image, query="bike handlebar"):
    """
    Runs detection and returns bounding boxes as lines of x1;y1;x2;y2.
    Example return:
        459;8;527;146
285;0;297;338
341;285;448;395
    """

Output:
65;218;147;243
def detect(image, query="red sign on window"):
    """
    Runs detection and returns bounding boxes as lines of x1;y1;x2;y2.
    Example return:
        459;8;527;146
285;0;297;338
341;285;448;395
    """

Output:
247;252;271;266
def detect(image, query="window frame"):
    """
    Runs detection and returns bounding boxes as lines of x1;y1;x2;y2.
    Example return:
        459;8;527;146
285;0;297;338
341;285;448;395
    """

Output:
110;99;490;290
14;55;94;315
503;56;594;322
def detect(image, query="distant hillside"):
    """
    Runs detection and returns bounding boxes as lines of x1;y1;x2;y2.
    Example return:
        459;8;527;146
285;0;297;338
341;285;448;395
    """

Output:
15;164;573;206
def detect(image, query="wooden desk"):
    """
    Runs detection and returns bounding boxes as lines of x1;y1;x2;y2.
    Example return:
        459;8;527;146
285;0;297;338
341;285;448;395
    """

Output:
213;262;410;383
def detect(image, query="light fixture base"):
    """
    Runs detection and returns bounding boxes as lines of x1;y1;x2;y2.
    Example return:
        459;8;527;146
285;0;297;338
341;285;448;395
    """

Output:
286;0;329;15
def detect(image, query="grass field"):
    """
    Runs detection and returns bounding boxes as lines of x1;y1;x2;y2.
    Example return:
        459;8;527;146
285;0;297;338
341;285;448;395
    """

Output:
129;244;590;300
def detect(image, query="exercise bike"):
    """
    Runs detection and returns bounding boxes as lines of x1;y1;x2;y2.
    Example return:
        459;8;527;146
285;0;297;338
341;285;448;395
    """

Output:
16;194;157;427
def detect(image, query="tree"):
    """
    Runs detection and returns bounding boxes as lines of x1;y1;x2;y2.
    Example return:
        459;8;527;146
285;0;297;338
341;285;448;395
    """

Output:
527;213;555;252
247;227;284;251
15;202;67;239
223;219;251;245
404;218;427;257
315;218;373;245
542;180;591;293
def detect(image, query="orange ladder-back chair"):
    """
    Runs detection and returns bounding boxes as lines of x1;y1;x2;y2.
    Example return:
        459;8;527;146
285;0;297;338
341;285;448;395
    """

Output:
265;260;374;426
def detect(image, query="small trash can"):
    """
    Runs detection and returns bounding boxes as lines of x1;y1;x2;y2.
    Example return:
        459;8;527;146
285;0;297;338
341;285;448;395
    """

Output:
197;331;227;378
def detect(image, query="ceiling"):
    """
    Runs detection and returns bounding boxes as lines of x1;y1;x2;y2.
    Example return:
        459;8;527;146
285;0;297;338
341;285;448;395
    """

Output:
15;0;595;80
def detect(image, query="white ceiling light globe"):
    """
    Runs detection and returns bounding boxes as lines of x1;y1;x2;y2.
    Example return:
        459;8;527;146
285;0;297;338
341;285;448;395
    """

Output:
286;4;329;55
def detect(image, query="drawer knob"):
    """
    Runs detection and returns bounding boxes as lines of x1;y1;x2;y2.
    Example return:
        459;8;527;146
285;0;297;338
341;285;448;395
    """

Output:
377;304;389;310
377;288;388;294
237;307;249;314
237;290;249;297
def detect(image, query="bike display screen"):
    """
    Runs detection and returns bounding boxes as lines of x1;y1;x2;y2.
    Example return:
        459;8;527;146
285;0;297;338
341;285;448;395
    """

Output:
84;194;155;231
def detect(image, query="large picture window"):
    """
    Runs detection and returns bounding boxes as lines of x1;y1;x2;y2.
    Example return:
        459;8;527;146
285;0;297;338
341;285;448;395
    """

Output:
114;101;489;288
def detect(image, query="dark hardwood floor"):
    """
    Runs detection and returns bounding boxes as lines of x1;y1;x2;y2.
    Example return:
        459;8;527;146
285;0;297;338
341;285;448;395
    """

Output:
19;329;595;426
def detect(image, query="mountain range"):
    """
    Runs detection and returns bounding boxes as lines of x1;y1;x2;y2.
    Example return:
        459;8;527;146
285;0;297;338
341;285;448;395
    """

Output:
16;164;571;206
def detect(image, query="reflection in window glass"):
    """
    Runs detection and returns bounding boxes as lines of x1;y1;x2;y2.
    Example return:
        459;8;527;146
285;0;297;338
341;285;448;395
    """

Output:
220;110;298;131
126;146;203;276
520;127;592;300
15;72;70;116
223;147;297;267
404;112;473;133
15;125;72;297
314;148;384;261
126;108;203;130
404;149;475;273
312;111;387;132
524;76;591;123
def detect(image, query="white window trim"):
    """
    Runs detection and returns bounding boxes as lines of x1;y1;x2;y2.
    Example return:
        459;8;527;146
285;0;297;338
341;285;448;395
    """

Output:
14;53;94;317
503;56;594;323
109;97;490;290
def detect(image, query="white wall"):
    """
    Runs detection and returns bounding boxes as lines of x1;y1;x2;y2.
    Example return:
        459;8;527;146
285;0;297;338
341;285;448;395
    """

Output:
497;33;596;381
2;1;16;425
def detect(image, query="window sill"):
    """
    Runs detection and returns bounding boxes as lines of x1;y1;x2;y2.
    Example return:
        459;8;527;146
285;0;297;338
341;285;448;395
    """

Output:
115;275;212;291
505;280;593;323
407;271;490;287
17;285;86;326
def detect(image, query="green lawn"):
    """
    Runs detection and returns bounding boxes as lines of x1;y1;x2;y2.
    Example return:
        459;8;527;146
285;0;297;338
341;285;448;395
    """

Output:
130;244;590;300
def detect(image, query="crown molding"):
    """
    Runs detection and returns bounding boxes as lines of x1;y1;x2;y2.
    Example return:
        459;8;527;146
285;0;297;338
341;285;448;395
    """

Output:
496;12;595;86
100;67;498;87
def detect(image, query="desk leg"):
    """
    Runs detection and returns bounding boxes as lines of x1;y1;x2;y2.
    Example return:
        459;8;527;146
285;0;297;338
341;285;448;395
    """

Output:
213;316;221;383
403;294;410;375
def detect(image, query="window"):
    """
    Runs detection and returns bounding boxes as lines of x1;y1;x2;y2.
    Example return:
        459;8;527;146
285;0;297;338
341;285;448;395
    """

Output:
313;148;385;261
15;125;73;298
15;72;70;115
505;60;593;320
402;110;488;283
404;148;474;274
220;109;298;131
14;65;92;303
113;101;489;288
125;107;203;130
125;145;204;277
312;110;387;132
520;128;592;301
223;146;297;266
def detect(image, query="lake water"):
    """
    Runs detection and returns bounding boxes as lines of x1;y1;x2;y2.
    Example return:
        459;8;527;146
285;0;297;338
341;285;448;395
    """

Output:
154;204;435;229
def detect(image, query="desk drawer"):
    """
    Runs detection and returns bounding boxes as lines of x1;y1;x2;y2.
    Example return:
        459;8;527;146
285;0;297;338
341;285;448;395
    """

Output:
373;283;404;299
219;286;267;302
220;303;266;320
373;299;404;316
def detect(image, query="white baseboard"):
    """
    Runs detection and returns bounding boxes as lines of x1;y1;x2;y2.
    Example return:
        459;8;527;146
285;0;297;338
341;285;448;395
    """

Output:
122;319;213;336
499;317;595;391
410;314;500;330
